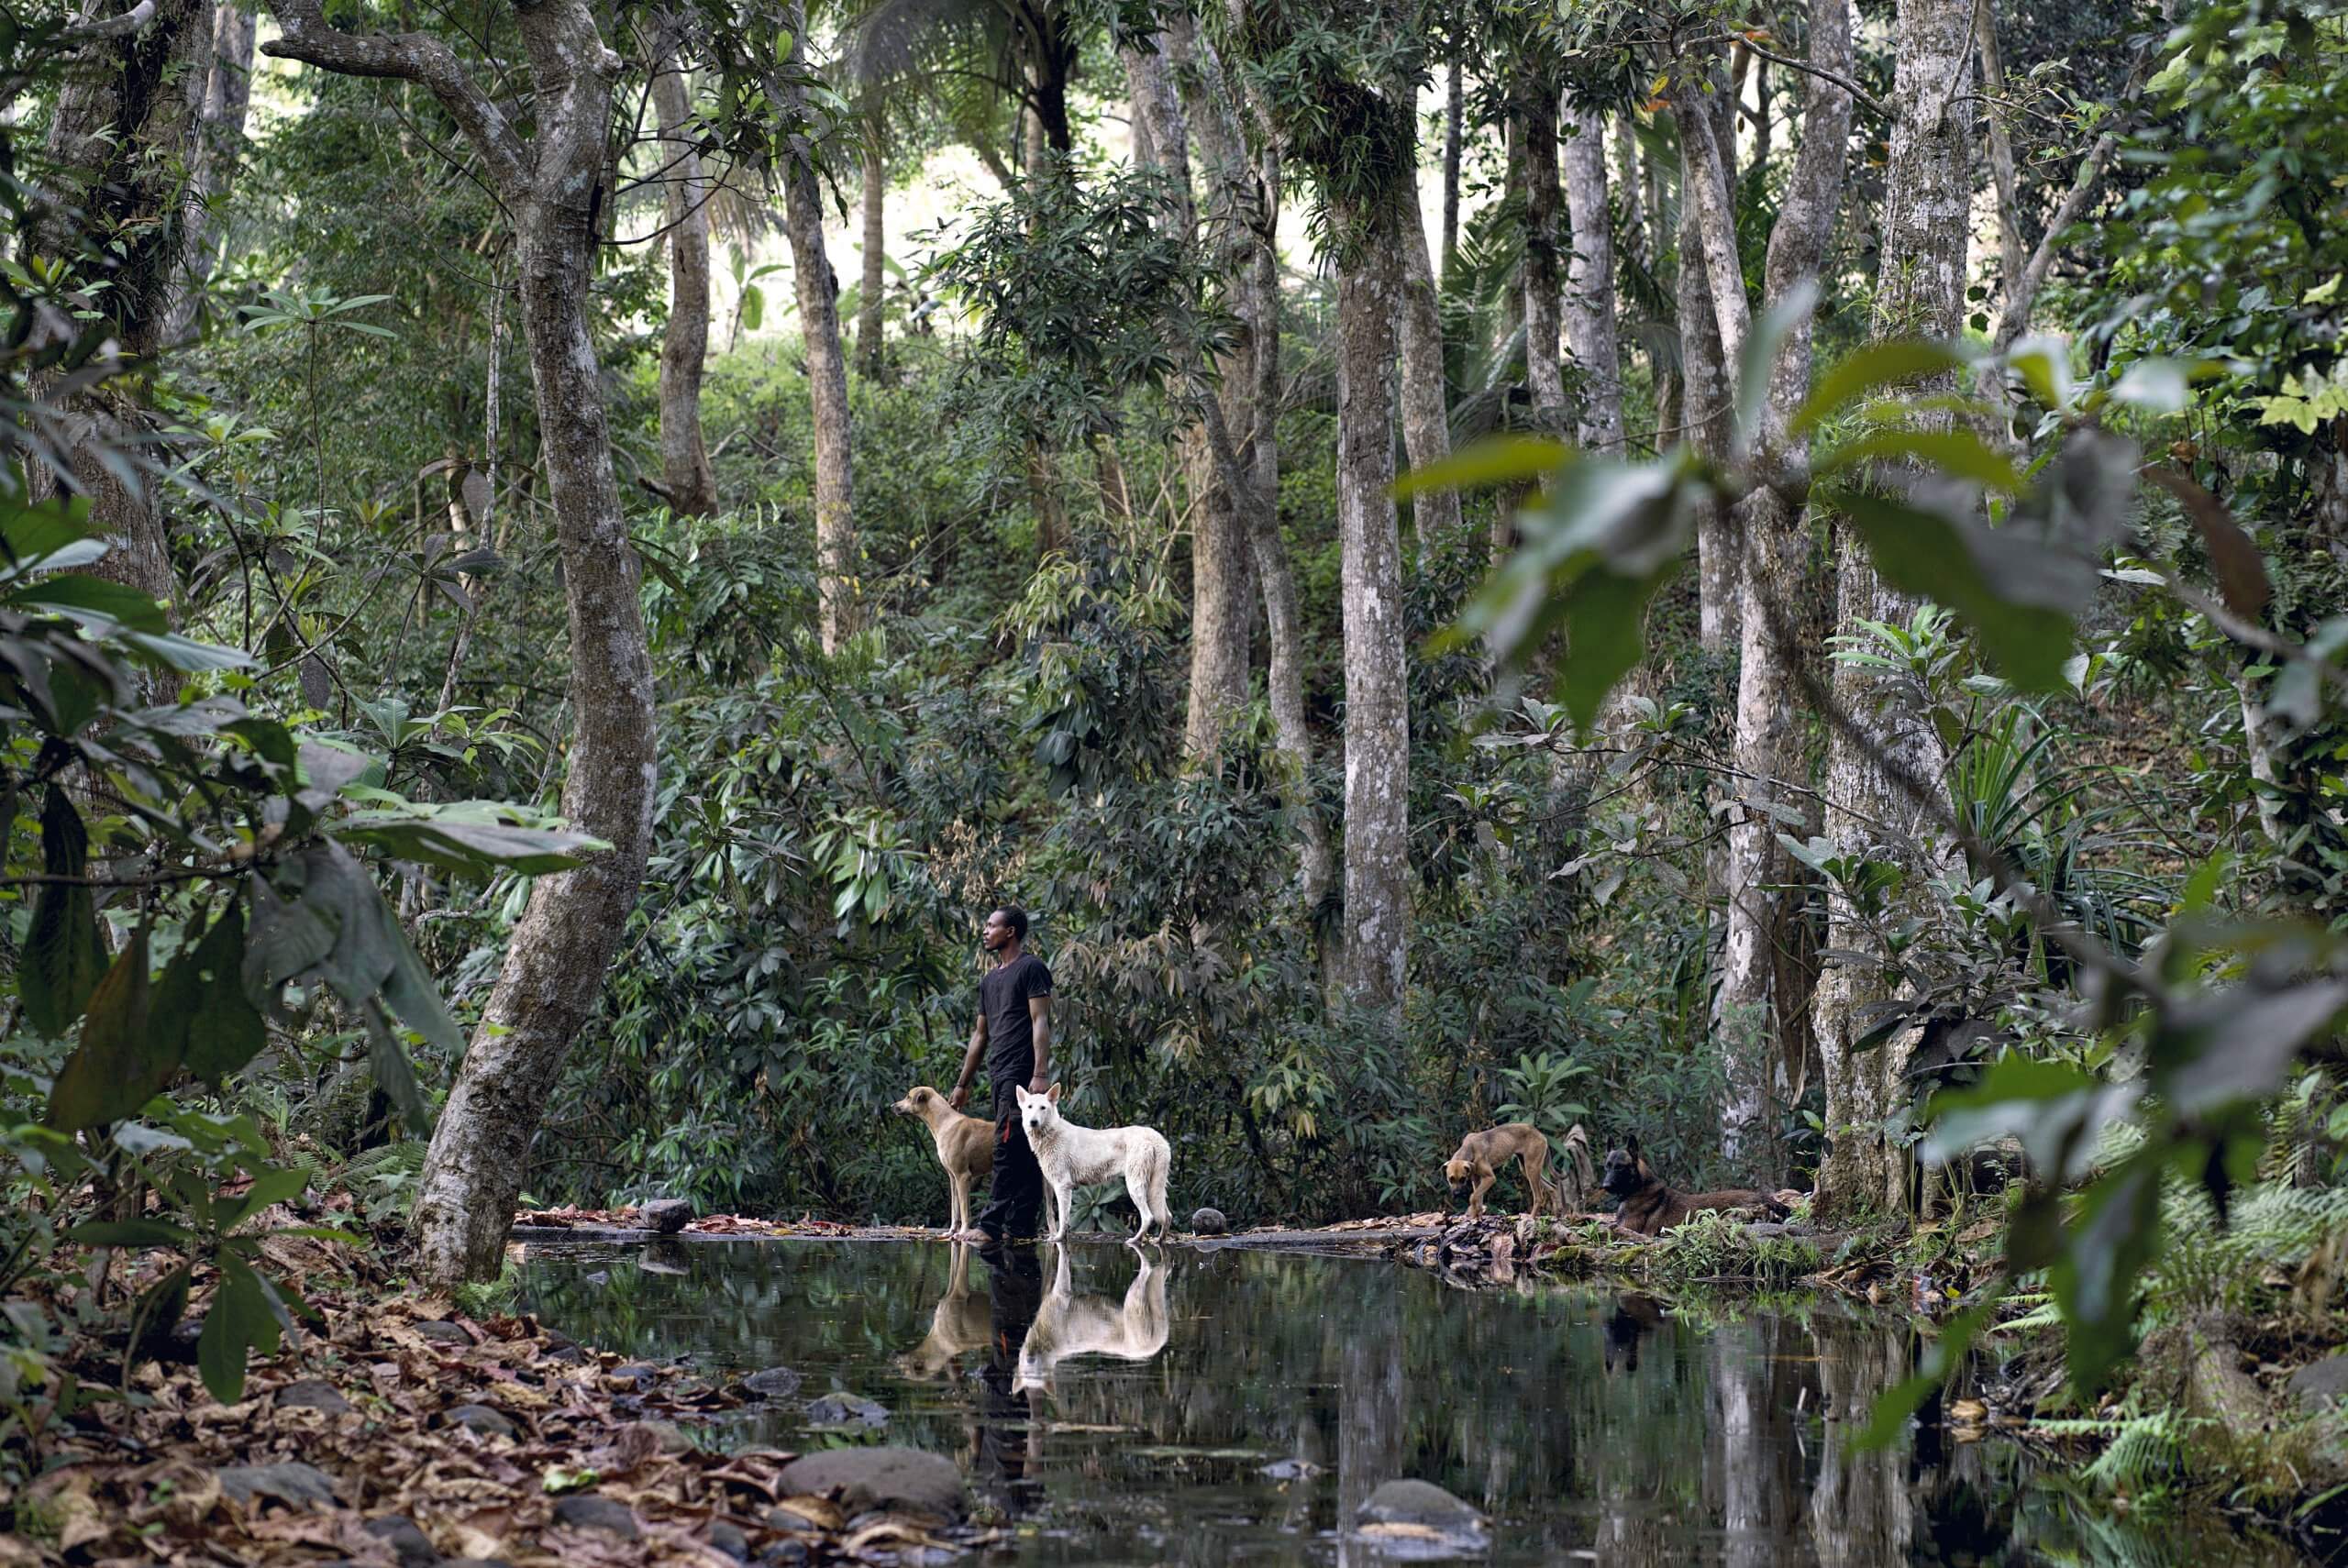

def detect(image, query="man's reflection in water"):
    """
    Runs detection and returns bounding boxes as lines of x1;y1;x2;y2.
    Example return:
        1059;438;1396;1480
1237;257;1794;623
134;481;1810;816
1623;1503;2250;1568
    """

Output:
974;1240;1046;1518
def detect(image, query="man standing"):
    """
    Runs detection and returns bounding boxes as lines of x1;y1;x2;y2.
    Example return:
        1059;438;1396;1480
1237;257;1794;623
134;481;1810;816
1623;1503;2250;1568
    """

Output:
949;906;1052;1242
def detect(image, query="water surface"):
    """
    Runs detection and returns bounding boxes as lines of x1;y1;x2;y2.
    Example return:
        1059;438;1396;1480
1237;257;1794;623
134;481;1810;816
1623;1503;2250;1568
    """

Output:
515;1236;2312;1565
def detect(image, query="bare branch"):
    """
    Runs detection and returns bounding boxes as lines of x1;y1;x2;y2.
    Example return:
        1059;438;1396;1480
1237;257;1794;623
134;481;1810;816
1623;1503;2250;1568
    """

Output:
63;0;157;42
1991;127;2119;348
260;0;528;197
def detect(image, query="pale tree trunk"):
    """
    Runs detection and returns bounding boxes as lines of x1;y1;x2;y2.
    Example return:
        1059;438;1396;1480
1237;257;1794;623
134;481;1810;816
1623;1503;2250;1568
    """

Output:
1814;0;1971;1220
1678;169;1736;652
1333;177;1413;1005
1489;119;1526;560
266;0;659;1286
1440;56;1463;282
1397;205;1460;550
1519;83;1566;431
1124;42;1250;757
161;0;254;345
1561;98;1623;452
649;52;719;515
1806;1316;1917;1563
1975;0;2025;298
1614;112;1648;272
1680;0;1855;1178
37;0;215;621
858;96;886;376
780;6;858;654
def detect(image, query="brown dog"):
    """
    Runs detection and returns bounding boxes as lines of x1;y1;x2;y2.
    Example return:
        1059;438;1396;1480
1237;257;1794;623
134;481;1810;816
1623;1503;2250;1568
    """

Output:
892;1086;995;1237
1443;1123;1552;1220
1600;1136;1789;1238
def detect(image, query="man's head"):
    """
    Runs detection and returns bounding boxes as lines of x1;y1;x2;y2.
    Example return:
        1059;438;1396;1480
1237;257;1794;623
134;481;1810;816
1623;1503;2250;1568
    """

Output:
1015;1081;1062;1139
982;906;1029;954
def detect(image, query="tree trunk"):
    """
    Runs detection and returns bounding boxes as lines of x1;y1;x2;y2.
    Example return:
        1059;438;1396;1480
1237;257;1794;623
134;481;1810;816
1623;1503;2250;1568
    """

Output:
1397;200;1460;552
1680;0;1856;1177
781;6;858;654
1332;179;1413;1006
161;0;254;344
263;0;665;1285
1976;0;2025;299
1440;56;1463;283
1562;99;1623;453
858;98;886;376
1678;163;1736;652
1519;82;1566;431
37;0;215;621
1814;0;1971;1220
1614;112;1648;272
650;55;719;516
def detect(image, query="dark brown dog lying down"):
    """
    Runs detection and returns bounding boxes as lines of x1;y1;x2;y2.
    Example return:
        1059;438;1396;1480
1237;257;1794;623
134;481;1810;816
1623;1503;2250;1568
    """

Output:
1600;1137;1791;1238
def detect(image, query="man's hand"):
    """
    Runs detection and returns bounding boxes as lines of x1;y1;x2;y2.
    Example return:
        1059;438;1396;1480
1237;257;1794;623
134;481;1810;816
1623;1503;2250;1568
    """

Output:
948;1084;971;1112
1027;1072;1049;1095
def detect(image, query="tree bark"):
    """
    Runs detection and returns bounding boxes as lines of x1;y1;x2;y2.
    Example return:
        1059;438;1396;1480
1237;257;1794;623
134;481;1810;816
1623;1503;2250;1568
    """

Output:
780;5;858;654
1680;0;1856;1176
1440;56;1463;284
1814;0;1971;1220
1976;0;2025;299
649;52;719;516
858;96;886;376
265;0;659;1286
1562;99;1623;453
1333;181;1412;1005
1678;160;1736;652
161;0;254;344
1397;197;1460;551
1519;82;1567;431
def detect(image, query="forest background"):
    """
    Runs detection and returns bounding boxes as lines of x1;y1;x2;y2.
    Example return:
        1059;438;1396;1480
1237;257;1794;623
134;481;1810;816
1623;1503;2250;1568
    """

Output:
7;0;2348;1444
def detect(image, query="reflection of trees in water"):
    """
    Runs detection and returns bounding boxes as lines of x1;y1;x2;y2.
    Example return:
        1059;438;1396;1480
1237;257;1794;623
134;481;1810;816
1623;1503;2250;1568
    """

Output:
513;1241;2313;1566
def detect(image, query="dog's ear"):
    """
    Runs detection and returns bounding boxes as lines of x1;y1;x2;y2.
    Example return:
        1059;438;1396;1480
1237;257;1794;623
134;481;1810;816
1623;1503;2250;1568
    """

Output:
1624;1133;1641;1155
1047;1081;1062;1103
1014;1086;1033;1106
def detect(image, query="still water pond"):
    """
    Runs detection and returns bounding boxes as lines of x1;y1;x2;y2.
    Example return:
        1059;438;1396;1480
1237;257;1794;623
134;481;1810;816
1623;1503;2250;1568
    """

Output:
515;1237;2309;1565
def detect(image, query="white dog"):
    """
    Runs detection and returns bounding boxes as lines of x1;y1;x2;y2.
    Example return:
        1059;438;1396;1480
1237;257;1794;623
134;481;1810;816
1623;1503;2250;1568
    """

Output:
1013;1082;1173;1243
1013;1245;1168;1395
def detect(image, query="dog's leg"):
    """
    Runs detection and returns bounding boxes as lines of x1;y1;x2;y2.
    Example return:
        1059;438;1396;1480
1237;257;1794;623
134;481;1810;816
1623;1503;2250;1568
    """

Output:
1124;1158;1154;1244
1523;1144;1549;1219
1469;1173;1492;1220
1150;1140;1172;1242
947;1168;966;1235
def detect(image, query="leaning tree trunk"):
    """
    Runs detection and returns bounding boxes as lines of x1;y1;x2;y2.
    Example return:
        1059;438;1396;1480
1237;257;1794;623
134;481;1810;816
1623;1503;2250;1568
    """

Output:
650;52;719;516
266;0;659;1286
781;6;858;654
857;95;886;377
37;0;214;620
1331;176;1414;1006
1519;80;1567;433
1561;97;1623;453
1680;0;1855;1178
1814;0;1970;1220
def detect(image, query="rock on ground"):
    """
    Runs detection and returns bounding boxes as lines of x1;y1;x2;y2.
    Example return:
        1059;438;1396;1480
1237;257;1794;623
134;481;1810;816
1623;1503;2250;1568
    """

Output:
1356;1478;1490;1559
2291;1352;2348;1410
216;1462;340;1508
1191;1208;1228;1235
550;1493;642;1540
641;1198;694;1234
739;1365;803;1400
805;1391;888;1428
774;1447;966;1519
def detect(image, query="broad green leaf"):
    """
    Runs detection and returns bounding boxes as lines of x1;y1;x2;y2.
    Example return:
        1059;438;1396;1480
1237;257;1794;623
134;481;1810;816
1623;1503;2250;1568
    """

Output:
243;876;336;999
48;924;167;1132
2153;979;2348;1117
362;999;435;1135
195;1253;289;1404
1832;489;2080;691
1815;428;2024;492
1392;436;1572;498
1735;279;1820;452
741;283;765;333
2006;335;2075;414
2051;1157;2164;1392
218;1165;316;1233
337;809;610;875
1794;340;1972;435
23;788;108;1037
2108;358;2191;413
0;493;100;573
67;1219;194;1248
6;571;170;633
164;903;268;1083
122;630;254;672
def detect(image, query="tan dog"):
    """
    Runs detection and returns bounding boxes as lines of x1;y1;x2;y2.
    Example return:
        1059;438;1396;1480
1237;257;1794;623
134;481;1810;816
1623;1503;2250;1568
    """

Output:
1443;1123;1553;1220
892;1086;995;1237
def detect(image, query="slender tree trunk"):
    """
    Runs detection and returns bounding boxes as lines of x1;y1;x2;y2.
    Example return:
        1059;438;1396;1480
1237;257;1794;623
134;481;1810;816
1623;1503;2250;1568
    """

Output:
1681;0;1855;1177
161;0;253;344
857;97;886;376
1397;203;1460;551
781;5;858;654
265;0;660;1284
650;53;718;516
1814;0;1971;1220
1519;82;1567;431
1562;98;1623;452
1440;56;1463;283
1976;0;2025;297
1332;179;1413;1005
1679;164;1736;652
1614;111;1648;272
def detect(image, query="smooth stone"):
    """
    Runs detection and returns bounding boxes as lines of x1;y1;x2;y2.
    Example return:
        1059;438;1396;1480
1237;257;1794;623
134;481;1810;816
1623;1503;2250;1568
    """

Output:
550;1495;641;1540
805;1392;888;1428
759;1541;810;1565
739;1366;803;1401
1191;1208;1229;1236
641;1198;693;1235
362;1515;440;1567
274;1379;353;1414
217;1462;339;1508
610;1362;663;1384
1359;1478;1487;1533
443;1404;518;1440
410;1320;473;1346
706;1519;750;1562
773;1447;965;1519
2291;1353;2348;1408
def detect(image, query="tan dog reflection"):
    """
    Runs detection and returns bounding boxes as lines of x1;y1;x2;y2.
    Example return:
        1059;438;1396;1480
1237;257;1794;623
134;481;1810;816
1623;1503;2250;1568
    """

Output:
897;1243;991;1381
1012;1247;1168;1396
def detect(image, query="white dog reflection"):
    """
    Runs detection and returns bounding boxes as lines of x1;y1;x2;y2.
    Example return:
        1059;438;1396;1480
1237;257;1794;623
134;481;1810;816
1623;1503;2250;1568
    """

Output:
1012;1247;1168;1396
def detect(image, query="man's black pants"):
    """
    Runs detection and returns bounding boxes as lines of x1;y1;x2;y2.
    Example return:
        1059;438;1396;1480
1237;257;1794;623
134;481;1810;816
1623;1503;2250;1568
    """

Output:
977;1092;1045;1240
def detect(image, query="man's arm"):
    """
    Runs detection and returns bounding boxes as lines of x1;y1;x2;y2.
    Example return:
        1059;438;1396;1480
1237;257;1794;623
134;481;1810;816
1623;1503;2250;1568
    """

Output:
949;1010;988;1111
1027;995;1051;1093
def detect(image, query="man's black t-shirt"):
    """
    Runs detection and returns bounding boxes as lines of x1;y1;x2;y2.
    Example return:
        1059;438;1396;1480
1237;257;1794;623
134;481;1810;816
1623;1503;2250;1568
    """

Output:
980;952;1053;1088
